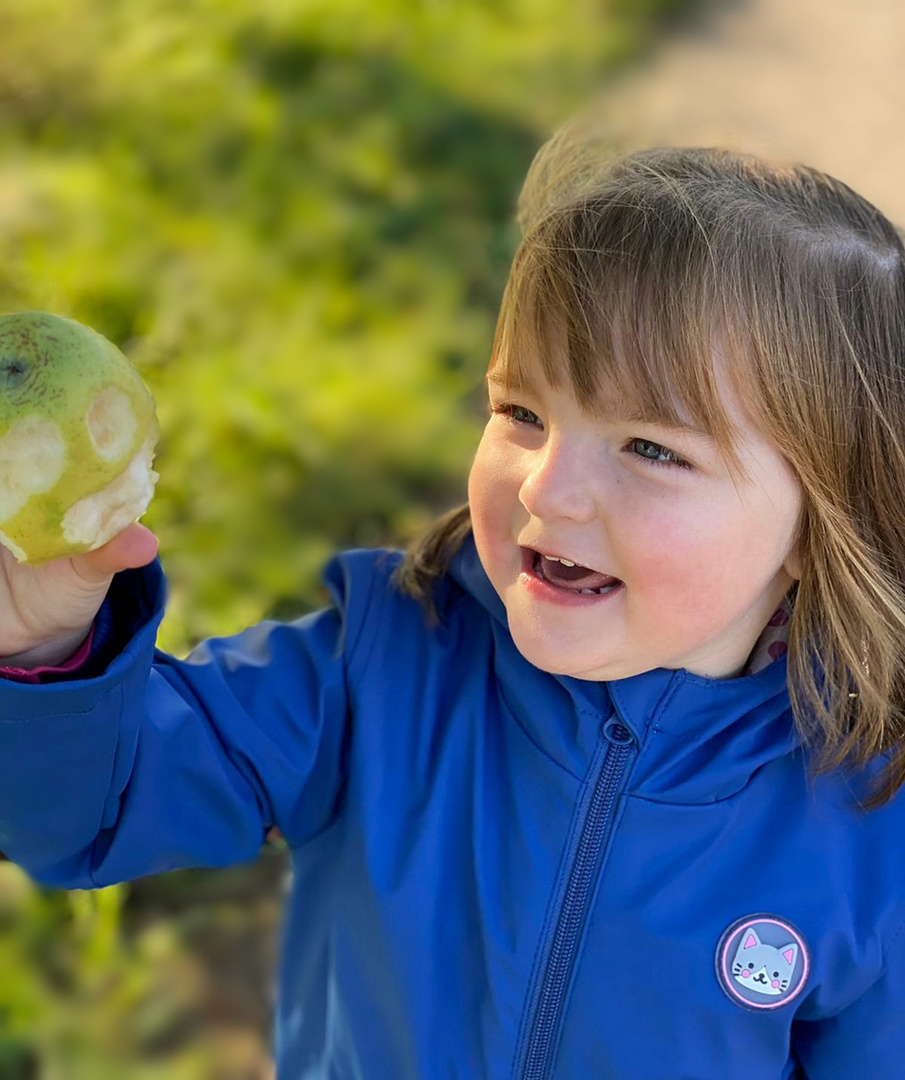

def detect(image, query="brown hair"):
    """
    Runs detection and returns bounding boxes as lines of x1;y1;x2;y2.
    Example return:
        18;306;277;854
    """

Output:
394;117;905;807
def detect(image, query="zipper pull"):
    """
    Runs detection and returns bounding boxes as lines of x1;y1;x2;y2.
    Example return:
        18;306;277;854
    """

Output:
602;718;634;747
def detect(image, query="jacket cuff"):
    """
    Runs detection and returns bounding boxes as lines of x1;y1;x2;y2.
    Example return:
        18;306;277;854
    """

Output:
0;624;97;683
0;559;165;695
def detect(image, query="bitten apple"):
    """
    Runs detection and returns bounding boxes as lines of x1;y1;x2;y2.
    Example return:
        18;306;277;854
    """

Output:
0;311;159;564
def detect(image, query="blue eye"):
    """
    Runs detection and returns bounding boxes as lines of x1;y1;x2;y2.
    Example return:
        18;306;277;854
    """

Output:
630;438;690;468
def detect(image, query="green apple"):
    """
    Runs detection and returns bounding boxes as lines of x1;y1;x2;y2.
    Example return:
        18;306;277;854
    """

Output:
0;311;159;564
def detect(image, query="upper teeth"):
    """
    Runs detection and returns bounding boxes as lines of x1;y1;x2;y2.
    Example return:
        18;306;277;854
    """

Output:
545;555;576;567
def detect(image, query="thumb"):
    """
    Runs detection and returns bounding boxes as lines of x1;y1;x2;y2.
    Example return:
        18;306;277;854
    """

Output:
70;522;160;584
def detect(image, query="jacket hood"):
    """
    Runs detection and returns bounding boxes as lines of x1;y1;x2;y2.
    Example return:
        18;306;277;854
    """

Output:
446;533;802;804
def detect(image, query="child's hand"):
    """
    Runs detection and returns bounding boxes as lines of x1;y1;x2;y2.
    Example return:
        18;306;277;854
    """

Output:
0;522;159;669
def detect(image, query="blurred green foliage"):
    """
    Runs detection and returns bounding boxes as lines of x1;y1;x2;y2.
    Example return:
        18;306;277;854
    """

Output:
1;0;695;652
0;854;286;1078
0;0;697;1074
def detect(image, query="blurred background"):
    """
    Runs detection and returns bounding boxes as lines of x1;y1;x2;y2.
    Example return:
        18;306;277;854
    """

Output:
0;0;899;1075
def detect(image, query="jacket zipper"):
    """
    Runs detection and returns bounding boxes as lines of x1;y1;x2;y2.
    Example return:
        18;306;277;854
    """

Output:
519;718;636;1080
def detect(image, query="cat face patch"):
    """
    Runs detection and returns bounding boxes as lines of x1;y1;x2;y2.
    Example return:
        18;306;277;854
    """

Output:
716;915;809;1010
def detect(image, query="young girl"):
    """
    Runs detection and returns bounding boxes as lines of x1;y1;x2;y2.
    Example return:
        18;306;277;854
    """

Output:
1;119;905;1078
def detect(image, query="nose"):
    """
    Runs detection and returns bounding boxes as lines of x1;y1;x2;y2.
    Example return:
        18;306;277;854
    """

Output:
518;435;598;523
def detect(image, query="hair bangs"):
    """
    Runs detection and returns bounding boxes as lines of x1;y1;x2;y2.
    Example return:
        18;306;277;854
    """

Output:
491;208;753;470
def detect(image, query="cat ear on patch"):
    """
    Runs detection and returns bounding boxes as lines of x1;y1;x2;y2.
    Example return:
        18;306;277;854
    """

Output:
780;943;798;966
717;915;810;1010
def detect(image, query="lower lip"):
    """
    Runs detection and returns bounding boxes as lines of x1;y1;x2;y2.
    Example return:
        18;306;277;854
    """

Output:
518;551;624;608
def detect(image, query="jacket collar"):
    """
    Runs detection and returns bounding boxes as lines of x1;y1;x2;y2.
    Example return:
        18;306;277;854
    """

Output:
447;535;801;803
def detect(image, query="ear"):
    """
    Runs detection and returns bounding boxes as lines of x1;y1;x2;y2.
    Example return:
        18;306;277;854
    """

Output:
783;511;805;581
783;543;802;582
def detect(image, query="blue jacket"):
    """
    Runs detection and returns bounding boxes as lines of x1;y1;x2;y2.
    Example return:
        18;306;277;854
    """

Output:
1;537;904;1078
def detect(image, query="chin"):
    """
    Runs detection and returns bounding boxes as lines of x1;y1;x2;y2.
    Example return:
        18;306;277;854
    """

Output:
510;635;612;681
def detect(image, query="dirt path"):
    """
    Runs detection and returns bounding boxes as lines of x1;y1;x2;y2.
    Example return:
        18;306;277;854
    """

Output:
597;0;905;224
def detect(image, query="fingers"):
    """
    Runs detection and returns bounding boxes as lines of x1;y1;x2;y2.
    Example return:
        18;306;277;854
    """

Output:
69;523;160;584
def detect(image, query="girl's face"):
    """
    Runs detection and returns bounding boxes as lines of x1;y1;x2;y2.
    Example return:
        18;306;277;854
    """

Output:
467;355;802;681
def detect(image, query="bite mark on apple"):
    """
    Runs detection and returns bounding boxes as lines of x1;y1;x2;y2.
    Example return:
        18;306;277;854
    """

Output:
0;416;65;522
86;386;138;461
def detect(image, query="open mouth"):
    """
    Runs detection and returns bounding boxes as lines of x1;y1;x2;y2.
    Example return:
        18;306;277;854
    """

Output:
524;549;623;596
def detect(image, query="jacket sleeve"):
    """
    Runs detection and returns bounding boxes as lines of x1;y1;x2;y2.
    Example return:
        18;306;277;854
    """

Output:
792;916;905;1076
0;553;369;889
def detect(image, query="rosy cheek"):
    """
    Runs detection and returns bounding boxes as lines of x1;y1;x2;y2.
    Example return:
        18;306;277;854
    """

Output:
467;480;492;543
622;523;737;611
468;450;513;553
621;518;708;585
467;447;493;507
